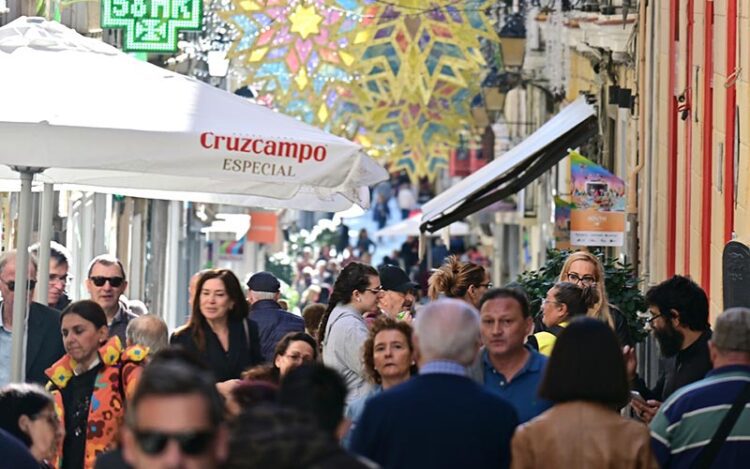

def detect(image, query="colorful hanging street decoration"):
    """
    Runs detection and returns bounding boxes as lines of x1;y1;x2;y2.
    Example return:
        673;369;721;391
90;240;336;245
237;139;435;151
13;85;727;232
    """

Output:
223;0;362;127
225;0;499;182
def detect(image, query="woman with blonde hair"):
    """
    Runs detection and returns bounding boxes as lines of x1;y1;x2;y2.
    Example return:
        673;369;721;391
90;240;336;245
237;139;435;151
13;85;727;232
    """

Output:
428;256;491;308
558;251;632;346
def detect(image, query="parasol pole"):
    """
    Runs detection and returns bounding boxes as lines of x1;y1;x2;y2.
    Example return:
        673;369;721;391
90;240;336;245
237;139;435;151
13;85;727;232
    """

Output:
9;167;43;382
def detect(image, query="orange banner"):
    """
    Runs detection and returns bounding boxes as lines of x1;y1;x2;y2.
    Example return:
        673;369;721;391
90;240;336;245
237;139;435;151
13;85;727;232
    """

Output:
247;212;278;244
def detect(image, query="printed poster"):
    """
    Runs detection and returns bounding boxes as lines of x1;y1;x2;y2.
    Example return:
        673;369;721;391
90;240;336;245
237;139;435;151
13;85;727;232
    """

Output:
569;150;626;246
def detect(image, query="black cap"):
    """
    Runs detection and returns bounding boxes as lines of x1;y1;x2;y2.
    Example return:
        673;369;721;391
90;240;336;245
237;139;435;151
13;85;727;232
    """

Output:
247;271;280;293
379;265;418;293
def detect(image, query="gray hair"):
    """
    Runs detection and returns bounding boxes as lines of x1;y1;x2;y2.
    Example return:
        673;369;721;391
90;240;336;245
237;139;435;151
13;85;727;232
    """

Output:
126;314;168;354
0;251;38;276
413;298;481;366
251;291;277;301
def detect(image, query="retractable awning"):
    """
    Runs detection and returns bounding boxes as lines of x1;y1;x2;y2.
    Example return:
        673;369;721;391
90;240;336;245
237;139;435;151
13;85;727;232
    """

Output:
420;96;598;233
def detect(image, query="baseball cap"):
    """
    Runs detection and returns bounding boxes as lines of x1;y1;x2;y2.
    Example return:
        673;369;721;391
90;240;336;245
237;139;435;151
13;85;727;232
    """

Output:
713;307;750;352
379;265;418;294
247;272;281;293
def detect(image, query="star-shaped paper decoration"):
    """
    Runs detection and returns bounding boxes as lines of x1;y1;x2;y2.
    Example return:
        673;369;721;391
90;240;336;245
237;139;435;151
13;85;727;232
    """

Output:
289;4;324;39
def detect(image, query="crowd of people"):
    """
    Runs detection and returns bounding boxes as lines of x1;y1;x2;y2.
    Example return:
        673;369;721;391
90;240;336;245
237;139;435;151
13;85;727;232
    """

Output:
0;240;748;469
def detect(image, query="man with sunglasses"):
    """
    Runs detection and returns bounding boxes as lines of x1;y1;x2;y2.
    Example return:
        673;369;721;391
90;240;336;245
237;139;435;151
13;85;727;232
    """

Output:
0;251;65;386
85;254;139;345
121;350;229;469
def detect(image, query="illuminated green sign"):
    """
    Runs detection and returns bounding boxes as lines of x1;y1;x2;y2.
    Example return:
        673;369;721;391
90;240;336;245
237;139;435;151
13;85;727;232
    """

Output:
102;0;202;53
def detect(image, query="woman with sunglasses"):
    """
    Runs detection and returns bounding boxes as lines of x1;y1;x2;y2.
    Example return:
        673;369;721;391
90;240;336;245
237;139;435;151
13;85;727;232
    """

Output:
171;269;263;382
531;282;599;356
45;300;147;469
0;383;63;468
318;262;383;404
428;256;491;308
558;251;633;346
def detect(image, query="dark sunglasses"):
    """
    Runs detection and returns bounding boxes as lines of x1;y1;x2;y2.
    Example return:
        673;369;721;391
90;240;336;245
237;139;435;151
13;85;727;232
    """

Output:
1;279;37;291
134;430;214;456
89;276;125;288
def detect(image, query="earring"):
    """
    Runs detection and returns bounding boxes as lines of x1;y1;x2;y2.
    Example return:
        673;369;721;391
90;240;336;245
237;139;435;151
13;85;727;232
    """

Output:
411;360;416;365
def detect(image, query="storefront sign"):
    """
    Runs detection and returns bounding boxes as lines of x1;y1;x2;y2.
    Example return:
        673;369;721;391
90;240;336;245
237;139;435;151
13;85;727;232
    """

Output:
569;150;626;247
101;0;202;52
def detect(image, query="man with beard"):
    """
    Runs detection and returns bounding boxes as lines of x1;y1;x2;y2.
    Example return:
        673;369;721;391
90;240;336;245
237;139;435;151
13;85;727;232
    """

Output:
378;265;418;322
624;275;712;423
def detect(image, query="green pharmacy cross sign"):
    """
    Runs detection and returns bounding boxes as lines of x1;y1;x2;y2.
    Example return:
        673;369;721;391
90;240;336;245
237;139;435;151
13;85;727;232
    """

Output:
102;0;202;53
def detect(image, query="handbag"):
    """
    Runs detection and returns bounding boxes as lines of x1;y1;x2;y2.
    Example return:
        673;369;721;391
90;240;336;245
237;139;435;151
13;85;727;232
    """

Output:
691;381;750;469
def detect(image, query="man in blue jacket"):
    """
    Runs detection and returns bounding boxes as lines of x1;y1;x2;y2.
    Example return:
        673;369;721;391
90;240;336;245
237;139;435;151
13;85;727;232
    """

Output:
247;271;304;362
351;298;518;469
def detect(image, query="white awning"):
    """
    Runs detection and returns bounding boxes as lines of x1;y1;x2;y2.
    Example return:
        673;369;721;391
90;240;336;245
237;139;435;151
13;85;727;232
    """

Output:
420;96;597;233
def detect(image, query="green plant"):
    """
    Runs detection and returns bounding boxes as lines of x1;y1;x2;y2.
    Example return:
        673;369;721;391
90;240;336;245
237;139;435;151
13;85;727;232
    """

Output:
516;249;647;343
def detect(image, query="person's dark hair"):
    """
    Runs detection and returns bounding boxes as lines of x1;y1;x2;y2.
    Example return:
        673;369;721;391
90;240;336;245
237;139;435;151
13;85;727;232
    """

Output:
230;381;278;413
552;281;600;318
302;303;326;338
242;364;280;385
126;348;224;428
274;332;318;363
479;287;531;318
277;363;347;436
61;300;108;330
362;316;416;384
87;254;126;280
174;268;249;352
646;275;710;331
538;317;629;408
225;405;346;469
428;256;486;300
0;384;55;447
241;332;318;384
316;262;378;346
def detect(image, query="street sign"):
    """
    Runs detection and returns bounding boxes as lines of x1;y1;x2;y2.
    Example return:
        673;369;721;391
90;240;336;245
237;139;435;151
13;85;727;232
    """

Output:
101;0;202;53
723;241;750;309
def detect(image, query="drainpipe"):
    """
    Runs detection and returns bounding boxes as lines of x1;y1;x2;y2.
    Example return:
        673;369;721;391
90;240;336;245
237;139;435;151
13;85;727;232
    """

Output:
683;0;694;273
645;0;659;285
701;0;714;298
628;0;649;273
724;0;737;243
666;0;679;277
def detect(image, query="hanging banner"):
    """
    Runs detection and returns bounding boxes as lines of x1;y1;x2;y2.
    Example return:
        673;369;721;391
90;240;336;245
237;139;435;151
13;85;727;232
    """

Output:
554;196;573;250
247;212;278;244
569;150;626;246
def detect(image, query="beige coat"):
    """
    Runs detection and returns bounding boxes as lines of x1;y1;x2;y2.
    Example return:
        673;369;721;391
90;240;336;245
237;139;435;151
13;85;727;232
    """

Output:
511;401;658;469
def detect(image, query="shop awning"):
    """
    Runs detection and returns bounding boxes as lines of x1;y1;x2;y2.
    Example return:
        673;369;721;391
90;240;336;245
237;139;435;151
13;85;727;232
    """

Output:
420;96;598;233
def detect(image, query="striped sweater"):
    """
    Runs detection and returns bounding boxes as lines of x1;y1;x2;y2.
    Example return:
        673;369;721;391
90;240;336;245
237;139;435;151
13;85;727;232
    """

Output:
649;364;750;469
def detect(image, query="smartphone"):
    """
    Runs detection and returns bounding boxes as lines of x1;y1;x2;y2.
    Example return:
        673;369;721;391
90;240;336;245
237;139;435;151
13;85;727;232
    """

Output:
630;390;646;404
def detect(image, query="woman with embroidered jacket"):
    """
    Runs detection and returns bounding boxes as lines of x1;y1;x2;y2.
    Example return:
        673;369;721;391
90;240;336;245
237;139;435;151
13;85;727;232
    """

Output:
45;300;147;469
170;268;263;382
